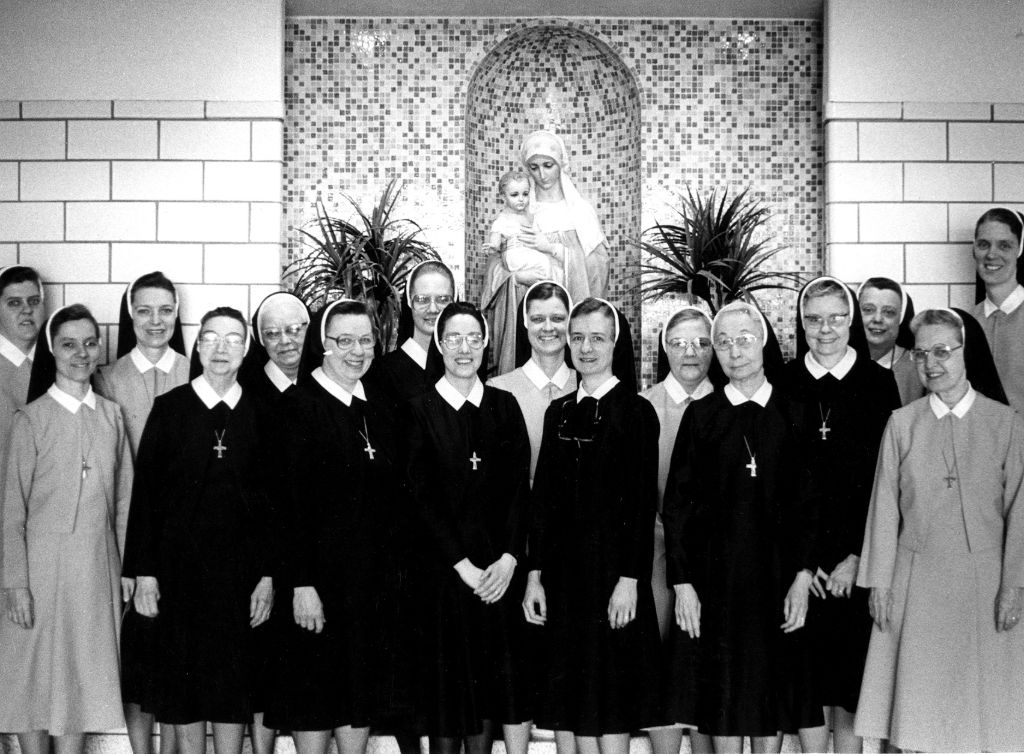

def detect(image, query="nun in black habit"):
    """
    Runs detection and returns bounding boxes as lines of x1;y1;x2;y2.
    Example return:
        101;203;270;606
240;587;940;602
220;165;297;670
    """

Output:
662;300;823;753
264;299;399;754
241;291;313;402
122;307;275;754
525;297;662;749
779;276;901;752
404;301;533;754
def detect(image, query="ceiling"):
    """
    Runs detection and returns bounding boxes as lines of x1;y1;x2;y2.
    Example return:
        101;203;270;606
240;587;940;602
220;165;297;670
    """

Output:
285;0;824;18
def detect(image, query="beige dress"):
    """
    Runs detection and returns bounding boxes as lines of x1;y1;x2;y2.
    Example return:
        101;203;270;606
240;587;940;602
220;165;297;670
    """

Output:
0;387;133;734
855;389;1024;752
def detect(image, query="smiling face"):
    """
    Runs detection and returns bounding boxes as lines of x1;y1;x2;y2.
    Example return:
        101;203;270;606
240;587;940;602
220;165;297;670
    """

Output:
713;310;764;384
502;177;531;213
859;286;902;351
665;317;713;388
197;315;246;379
803;291;851;364
131;286;176;353
53;318;101;387
525;155;562;195
0;280;44;351
439;313;484;381
974;219;1020;290
322;312;374;391
569;310;615;379
526;296;569;358
914;323;966;396
410;270;454;340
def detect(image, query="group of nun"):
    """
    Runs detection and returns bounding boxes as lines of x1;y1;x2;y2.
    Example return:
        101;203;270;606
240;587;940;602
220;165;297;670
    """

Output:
0;206;1023;754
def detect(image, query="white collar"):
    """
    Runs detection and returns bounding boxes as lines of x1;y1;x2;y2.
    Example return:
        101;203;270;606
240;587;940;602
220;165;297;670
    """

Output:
191;375;242;409
47;383;96;413
983;284;1024;317
929;386;977;419
0;334;33;367
804;346;857;380
312;366;366;406
435;376;484;410
663;373;713;405
724;379;773;407
130;346;177;375
400;338;428;370
577;375;619;402
264;360;296;392
522;357;572;391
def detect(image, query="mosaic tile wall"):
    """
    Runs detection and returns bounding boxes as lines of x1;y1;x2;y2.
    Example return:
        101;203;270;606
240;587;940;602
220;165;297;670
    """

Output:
284;17;823;387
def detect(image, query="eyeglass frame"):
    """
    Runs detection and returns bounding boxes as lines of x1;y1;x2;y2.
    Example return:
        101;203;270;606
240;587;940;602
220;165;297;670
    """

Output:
411;294;454;311
910;344;963;363
666;337;712;353
261;323;308;344
712;333;760;352
197;333;247;350
802;313;850;330
440;333;485;351
324;333;375;351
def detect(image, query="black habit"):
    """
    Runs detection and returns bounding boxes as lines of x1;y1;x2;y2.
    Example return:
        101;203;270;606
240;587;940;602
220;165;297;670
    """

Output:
530;381;663;735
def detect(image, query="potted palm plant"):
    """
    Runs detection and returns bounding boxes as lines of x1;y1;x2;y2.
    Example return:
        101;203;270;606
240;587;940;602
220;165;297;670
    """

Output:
286;177;439;351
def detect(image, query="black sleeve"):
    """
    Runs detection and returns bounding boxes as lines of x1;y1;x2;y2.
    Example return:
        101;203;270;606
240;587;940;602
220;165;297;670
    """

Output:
617;398;660;580
786;400;821;576
528;402;562;572
663;405;699;586
122;395;169;578
501;396;532;562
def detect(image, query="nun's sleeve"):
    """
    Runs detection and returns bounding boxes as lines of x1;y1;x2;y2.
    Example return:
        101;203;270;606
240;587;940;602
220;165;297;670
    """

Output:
528;402;562;573
1;411;36;589
617;398;659;580
501;396;532;563
112;405;134;556
857;415;902;590
122;396;167;578
1001;411;1024;589
663;406;698;587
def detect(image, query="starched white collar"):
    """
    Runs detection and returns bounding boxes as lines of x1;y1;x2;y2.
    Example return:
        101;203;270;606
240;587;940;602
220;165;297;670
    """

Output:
191;375;242;409
401;338;428;370
48;384;96;414
983;284;1024;317
724;379;773;407
929;386;976;419
312;366;366;406
522;358;572;392
804;346;857;380
663;373;713;405
264;360;296;392
577;375;619;402
130;346;177;375
436;376;484;410
0;333;33;367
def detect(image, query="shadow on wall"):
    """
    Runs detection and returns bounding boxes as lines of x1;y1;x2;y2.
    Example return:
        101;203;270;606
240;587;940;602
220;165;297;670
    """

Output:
464;24;642;338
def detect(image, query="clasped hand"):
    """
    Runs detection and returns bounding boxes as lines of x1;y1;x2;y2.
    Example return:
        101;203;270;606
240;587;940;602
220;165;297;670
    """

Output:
455;554;516;604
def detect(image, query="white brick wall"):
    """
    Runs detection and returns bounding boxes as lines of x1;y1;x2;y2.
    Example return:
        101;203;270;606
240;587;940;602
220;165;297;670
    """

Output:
826;100;1024;308
0;100;284;362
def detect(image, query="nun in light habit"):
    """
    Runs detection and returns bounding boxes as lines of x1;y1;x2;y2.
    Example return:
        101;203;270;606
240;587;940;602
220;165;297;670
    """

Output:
855;307;1024;753
780;276;901;753
0;304;134;754
972;207;1024;415
640;303;716;754
662;300;823;754
93;272;189;754
856;277;925;407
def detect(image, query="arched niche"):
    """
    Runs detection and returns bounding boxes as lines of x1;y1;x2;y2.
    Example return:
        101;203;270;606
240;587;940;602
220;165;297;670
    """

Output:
464;24;642;362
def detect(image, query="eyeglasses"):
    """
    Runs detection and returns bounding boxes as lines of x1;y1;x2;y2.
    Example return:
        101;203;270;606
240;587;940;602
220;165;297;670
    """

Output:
667;337;712;353
325;334;375;351
803;313;850;330
441;333;485;350
713;333;760;351
411;294;453;311
197;333;246;350
911;344;963;363
261;323;307;344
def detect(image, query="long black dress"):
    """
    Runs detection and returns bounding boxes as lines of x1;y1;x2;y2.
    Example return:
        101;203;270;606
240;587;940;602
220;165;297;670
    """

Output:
779;353;900;713
530;381;662;735
122;383;273;724
264;373;398;730
405;381;532;737
662;385;823;736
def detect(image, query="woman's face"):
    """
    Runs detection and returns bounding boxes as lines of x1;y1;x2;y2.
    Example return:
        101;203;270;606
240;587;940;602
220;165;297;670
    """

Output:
53;319;101;386
410;271;454;340
569;311;615;379
0;280;44;350
974;220;1019;290
439;313;484;381
197;315;246;379
803;292;851;362
859;286;901;351
914;323;966;396
525;155;562;194
665;317;713;387
526;296;569;357
323;313;374;388
714;310;764;384
131;287;176;352
260;302;308;373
